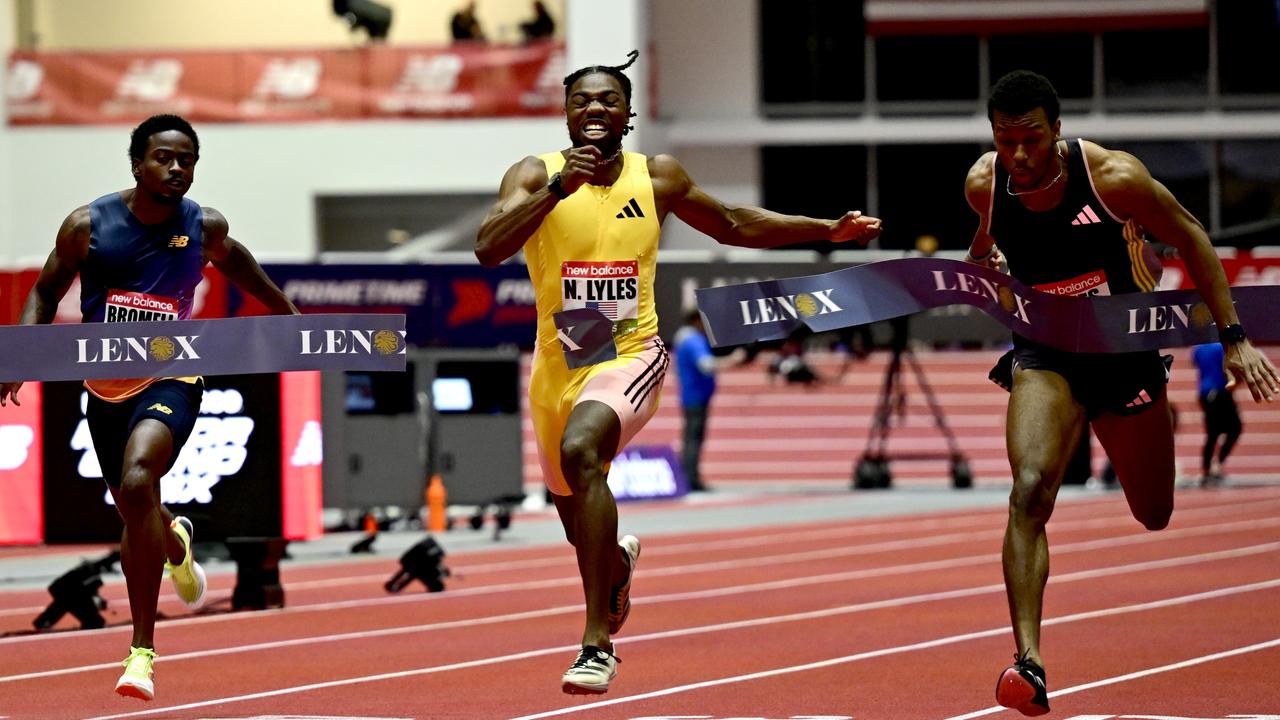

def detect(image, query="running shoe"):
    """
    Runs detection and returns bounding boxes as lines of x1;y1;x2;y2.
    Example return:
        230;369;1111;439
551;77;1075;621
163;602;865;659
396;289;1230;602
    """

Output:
114;646;157;700
166;516;206;608
608;535;641;635
995;652;1049;716
561;645;620;695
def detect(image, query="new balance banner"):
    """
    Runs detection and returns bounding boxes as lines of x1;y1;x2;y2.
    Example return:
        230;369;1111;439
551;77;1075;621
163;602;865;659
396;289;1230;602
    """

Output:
695;257;1280;353
0;314;406;383
7;42;564;125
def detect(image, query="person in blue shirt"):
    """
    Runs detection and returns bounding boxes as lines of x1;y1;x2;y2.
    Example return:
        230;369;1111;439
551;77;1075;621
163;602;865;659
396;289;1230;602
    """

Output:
674;309;721;492
1192;342;1242;486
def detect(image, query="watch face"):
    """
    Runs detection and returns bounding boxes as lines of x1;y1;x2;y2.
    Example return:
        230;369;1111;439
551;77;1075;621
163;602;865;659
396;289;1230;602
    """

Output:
1222;324;1247;343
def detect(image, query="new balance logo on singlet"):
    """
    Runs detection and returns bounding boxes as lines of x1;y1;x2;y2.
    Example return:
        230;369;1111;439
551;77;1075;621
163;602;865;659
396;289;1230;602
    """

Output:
1071;205;1102;226
616;198;645;219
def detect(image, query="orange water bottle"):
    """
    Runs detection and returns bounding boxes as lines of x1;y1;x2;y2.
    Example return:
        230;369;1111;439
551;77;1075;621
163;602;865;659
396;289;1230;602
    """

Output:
426;474;447;532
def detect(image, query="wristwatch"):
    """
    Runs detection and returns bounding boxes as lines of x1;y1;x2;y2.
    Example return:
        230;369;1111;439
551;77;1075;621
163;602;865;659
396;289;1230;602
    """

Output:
1220;323;1247;344
547;173;569;200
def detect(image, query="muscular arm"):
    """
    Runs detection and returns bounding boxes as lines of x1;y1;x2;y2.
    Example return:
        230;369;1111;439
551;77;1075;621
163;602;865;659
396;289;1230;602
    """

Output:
202;208;298;315
653;155;880;249
963;152;1003;269
2;207;89;404
475;156;558;267
1092;142;1278;401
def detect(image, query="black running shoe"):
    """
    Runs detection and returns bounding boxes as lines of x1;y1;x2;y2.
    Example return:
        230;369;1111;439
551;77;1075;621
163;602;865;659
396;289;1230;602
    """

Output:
995;653;1049;716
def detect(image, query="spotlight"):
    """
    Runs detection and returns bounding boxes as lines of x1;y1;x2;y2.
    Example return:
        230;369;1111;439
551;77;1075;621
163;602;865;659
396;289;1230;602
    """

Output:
33;550;119;630
385;536;449;593
332;0;393;41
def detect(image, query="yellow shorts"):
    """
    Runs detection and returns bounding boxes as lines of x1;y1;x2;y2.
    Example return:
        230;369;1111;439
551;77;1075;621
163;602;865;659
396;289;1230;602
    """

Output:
529;336;668;496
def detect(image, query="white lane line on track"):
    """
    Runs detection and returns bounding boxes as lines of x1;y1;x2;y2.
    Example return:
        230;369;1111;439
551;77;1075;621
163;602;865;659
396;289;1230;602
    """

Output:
3;490;1274;622
941;638;1280;719
3;507;1279;652
8;539;1277;685
20;543;1280;712
79;577;1280;720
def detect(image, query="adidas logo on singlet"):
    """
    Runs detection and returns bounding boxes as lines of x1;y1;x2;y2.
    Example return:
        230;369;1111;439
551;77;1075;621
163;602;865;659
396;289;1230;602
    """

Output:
1071;205;1102;226
615;198;645;219
1125;389;1153;409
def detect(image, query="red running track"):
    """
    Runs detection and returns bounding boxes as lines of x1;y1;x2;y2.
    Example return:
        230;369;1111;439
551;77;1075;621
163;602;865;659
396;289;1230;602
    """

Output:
1;486;1279;719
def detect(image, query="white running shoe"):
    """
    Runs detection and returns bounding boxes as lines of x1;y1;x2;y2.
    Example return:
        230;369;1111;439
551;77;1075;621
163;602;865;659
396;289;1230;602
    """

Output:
166;516;206;609
608;535;641;635
561;645;620;695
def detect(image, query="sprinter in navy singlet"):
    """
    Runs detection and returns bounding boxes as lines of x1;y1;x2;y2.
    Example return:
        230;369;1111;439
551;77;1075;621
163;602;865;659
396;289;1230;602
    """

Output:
963;71;1278;718
0;115;298;702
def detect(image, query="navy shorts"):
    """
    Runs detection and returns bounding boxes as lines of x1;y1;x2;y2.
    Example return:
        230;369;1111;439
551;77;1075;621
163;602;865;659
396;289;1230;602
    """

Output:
86;379;204;488
991;340;1171;420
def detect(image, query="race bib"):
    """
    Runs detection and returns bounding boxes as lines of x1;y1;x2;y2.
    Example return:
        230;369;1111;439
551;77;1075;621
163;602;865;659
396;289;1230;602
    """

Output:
1034;270;1111;297
105;290;179;322
553;308;618;369
561;261;640;338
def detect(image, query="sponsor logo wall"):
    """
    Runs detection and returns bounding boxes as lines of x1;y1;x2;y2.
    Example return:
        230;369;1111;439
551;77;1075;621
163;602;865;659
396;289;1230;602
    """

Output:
41;374;284;543
6;42;563;124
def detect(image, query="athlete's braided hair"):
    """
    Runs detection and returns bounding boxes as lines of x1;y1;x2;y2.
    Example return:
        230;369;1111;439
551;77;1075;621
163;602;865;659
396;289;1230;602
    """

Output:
563;50;639;135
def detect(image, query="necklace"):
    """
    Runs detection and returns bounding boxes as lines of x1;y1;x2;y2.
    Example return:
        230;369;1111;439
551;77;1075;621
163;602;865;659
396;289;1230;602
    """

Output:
1006;150;1065;197
597;145;623;166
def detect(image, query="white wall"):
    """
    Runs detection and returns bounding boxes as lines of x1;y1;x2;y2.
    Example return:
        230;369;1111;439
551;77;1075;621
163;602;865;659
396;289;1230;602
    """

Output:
648;0;759;249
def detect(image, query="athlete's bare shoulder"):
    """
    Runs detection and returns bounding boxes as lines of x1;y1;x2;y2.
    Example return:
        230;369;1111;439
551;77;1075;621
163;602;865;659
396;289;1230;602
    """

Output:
201;205;228;235
647;153;691;201
1080;140;1149;194
965;151;997;211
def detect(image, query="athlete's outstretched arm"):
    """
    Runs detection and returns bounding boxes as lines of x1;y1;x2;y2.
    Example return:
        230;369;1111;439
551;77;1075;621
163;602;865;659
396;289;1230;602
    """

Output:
1;207;90;405
1095;146;1278;402
656;155;880;249
475;156;559;267
202;207;298;316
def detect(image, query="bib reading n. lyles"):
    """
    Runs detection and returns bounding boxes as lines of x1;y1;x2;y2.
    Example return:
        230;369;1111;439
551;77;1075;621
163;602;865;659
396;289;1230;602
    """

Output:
526;151;660;364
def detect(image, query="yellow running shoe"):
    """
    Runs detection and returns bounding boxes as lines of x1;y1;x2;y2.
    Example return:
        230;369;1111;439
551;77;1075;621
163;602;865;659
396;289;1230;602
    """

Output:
166;516;207;608
114;646;157;700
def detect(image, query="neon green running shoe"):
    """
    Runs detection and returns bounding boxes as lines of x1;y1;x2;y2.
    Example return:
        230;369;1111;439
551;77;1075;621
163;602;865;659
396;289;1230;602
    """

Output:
114;646;157;700
166;516;206;609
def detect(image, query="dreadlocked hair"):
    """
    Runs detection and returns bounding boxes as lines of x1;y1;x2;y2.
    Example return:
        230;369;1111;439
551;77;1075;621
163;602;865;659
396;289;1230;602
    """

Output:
563;50;639;135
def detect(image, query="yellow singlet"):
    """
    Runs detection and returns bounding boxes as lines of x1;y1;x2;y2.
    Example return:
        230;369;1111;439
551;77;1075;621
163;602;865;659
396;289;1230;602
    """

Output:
525;151;665;494
526;150;660;358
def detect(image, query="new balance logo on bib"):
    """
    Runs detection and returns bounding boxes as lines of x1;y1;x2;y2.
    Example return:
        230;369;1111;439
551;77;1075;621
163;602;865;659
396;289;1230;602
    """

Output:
105;290;179;322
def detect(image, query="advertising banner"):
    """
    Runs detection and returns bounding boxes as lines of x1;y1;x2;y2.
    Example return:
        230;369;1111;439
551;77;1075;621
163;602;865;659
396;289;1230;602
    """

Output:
606;445;687;502
41;374;283;543
0;313;407;383
695;257;1280;352
0;382;42;545
7;42;563;125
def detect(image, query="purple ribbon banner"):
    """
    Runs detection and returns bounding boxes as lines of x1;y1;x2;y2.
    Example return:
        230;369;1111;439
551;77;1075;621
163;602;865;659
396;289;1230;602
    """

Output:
0;313;407;382
695;257;1280;353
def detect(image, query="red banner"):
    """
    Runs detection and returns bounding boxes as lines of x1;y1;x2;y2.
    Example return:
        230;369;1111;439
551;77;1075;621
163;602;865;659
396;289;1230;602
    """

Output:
1161;251;1280;290
7;42;564;125
0;382;42;545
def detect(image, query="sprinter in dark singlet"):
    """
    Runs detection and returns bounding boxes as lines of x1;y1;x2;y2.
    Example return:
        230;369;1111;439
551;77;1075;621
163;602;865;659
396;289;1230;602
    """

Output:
0;114;298;702
965;71;1278;716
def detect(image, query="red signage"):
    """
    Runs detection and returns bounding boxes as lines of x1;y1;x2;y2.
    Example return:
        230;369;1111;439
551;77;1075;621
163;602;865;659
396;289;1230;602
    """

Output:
0;382;42;545
7;42;564;125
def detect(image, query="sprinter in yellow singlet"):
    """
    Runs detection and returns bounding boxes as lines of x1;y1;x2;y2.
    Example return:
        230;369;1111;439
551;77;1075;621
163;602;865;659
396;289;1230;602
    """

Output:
476;51;882;695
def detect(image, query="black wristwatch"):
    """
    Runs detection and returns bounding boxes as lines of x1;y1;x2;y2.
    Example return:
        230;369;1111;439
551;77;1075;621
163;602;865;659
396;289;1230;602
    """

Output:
1220;323;1247;344
547;173;569;200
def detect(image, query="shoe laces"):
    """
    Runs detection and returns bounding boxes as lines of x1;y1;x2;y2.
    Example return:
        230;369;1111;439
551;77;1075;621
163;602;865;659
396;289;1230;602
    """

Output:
123;646;157;672
1012;651;1044;678
570;646;617;669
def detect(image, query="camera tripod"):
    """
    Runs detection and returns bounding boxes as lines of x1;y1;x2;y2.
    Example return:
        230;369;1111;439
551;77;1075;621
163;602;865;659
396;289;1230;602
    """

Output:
853;319;972;490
